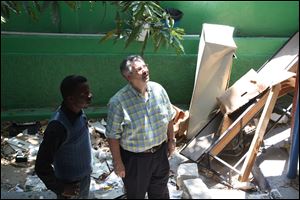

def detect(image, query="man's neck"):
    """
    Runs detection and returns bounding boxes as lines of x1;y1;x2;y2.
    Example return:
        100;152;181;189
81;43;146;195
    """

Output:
64;102;81;114
131;83;147;95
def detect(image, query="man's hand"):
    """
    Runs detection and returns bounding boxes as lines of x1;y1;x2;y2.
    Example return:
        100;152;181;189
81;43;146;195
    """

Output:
114;160;126;178
167;120;175;158
61;182;80;198
107;138;126;178
167;139;176;157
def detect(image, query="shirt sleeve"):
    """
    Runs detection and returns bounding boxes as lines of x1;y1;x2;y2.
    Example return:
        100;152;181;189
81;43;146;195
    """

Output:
161;86;176;121
35;121;66;195
105;99;124;139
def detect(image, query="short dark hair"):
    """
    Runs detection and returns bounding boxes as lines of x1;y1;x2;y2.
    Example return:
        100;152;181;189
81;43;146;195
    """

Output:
60;75;87;99
120;55;144;76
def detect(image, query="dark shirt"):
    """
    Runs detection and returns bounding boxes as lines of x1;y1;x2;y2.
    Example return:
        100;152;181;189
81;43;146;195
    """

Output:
35;102;83;194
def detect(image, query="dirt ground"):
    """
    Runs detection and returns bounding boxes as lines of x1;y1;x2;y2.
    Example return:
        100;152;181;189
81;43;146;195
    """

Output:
1;162;34;192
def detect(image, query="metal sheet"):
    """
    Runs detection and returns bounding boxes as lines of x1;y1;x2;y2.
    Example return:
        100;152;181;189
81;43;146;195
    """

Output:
258;32;299;75
181;111;223;161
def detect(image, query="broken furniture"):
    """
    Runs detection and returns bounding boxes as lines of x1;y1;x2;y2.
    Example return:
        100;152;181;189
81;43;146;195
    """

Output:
181;31;298;184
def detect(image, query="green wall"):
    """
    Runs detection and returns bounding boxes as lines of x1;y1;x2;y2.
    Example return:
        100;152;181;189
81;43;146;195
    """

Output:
1;1;298;122
160;1;298;36
2;1;298;36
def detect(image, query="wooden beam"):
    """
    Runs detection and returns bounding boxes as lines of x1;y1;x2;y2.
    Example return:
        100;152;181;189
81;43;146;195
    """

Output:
208;90;270;156
290;66;299;142
218;114;233;136
239;84;281;182
212;155;241;175
277;76;296;97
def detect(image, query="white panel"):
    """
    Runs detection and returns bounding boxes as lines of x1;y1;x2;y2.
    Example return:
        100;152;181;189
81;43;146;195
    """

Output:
187;23;237;139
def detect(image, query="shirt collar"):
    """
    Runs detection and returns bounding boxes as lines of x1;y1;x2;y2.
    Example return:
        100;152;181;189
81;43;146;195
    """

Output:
127;82;152;98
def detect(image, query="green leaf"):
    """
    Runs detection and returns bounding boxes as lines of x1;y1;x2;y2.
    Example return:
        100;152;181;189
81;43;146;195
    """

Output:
2;1;18;14
119;1;131;12
140;31;149;56
1;1;186;55
125;23;143;48
134;3;145;20
173;36;185;54
1;5;10;22
147;1;164;14
144;4;152;17
99;29;117;43
154;34;163;51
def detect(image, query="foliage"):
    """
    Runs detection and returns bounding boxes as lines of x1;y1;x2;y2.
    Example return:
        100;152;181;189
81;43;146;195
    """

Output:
1;1;185;56
1;1;81;25
101;1;185;56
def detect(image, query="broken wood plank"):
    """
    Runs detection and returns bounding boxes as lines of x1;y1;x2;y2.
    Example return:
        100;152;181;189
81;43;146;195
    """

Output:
238;84;281;182
208;90;270;157
217;32;298;115
218;114;233;136
278;74;297;97
209;68;295;157
217;70;295;115
258;69;295;89
217;69;268;114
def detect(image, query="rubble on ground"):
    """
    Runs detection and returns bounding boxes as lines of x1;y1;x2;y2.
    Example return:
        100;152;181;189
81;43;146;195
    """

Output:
1;115;298;199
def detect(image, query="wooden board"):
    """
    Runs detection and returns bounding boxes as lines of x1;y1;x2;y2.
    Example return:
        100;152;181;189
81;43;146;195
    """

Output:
239;84;281;181
217;69;268;114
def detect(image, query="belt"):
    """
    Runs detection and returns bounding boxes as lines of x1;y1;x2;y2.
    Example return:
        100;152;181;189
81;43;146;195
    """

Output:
142;141;165;153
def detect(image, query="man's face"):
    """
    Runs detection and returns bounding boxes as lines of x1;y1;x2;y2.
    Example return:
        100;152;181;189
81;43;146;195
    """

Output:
128;59;149;88
71;82;93;109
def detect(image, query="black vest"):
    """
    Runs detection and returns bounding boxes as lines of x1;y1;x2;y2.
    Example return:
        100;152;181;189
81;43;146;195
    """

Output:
52;108;92;182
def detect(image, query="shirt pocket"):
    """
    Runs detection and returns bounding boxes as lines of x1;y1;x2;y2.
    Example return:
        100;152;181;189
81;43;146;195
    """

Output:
151;104;169;125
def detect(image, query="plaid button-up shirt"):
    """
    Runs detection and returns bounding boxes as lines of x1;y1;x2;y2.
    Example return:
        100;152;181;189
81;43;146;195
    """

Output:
106;81;175;153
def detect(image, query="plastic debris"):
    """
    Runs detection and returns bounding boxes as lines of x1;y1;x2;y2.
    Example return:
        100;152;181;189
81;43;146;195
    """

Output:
24;175;47;191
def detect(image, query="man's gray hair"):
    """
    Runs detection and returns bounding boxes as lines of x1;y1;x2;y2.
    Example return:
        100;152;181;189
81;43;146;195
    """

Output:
120;55;144;76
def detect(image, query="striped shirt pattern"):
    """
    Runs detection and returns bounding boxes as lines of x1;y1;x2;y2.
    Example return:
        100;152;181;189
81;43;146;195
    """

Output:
106;81;175;152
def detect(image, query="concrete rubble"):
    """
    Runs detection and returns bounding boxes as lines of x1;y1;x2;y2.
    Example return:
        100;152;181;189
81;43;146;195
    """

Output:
1;116;299;199
1;119;126;199
176;163;199;188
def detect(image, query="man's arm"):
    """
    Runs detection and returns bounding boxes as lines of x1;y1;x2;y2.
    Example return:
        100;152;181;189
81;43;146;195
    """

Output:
107;138;125;178
167;119;175;141
35;121;66;195
167;120;176;157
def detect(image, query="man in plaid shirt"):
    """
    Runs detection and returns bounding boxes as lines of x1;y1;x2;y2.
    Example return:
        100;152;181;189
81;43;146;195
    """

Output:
106;55;176;199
